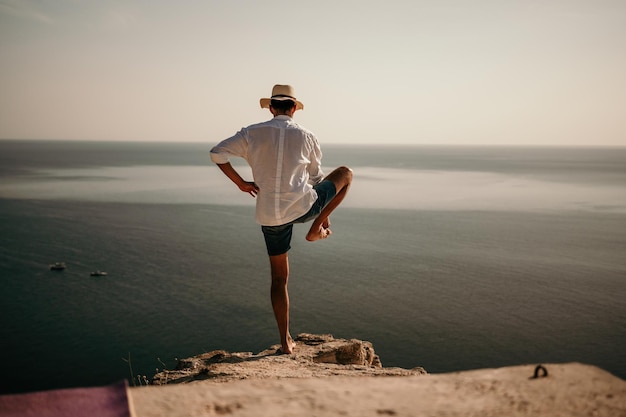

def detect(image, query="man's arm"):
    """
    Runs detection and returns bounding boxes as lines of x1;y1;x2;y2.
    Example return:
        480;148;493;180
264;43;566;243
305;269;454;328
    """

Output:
210;130;258;198
217;162;259;197
307;136;324;185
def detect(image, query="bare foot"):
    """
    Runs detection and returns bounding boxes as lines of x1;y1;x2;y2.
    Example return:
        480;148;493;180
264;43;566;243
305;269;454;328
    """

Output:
306;217;332;241
306;224;332;241
279;336;297;354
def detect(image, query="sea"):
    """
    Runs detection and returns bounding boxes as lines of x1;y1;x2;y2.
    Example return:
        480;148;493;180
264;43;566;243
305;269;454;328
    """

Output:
1;140;625;394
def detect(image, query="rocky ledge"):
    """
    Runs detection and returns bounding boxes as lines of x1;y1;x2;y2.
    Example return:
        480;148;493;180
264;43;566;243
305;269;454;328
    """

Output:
152;333;426;385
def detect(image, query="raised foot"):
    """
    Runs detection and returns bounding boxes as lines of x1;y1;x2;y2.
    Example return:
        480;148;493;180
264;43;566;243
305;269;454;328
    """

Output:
306;218;332;242
306;225;332;242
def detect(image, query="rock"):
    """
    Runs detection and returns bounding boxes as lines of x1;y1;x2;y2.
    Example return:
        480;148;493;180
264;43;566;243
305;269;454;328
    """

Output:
133;362;626;417
152;333;425;385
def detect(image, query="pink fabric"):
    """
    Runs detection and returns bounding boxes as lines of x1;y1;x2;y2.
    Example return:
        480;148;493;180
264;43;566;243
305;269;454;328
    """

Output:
0;381;132;417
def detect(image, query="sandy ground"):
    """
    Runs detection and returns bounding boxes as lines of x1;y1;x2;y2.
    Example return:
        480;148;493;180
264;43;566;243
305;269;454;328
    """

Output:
130;362;626;417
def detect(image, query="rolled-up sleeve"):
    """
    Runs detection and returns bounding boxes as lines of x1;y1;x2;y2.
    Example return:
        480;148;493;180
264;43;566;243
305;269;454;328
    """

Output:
210;129;248;164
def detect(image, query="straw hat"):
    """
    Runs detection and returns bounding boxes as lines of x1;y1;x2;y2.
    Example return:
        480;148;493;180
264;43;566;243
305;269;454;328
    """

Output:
260;84;304;110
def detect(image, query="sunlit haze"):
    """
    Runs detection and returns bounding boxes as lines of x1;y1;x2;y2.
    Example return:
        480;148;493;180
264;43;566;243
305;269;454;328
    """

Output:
1;1;625;146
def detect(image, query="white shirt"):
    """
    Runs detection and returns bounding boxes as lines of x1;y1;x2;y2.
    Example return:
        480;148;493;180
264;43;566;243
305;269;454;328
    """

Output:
210;115;324;226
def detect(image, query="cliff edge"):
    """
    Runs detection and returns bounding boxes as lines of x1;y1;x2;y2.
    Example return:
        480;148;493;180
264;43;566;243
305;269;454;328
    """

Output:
151;333;426;385
130;334;626;417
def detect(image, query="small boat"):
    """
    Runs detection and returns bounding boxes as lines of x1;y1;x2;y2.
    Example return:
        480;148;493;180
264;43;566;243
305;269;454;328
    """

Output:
49;262;67;271
90;271;108;277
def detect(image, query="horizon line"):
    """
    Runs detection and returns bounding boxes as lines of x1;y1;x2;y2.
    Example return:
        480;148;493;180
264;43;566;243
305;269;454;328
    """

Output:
1;138;625;149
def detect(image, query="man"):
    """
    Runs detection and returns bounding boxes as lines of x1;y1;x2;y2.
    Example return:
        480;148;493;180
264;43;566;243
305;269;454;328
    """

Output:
210;84;352;354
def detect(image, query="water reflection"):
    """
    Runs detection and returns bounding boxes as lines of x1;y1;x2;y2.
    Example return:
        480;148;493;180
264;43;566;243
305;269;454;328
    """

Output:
2;165;625;213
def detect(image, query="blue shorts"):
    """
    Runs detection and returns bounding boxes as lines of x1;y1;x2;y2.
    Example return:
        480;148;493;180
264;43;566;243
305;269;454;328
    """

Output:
261;180;337;256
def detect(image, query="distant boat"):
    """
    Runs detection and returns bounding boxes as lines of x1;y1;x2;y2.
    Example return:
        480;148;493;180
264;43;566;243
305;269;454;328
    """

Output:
90;271;108;277
49;262;67;271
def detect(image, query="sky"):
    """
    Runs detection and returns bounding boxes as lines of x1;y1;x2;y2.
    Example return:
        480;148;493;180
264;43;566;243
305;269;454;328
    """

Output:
1;0;625;146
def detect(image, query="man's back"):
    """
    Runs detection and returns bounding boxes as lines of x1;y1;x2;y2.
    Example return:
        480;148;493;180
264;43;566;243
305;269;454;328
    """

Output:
211;115;324;226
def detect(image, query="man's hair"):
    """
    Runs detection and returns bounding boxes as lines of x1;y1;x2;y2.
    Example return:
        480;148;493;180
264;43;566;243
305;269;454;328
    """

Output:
270;99;296;113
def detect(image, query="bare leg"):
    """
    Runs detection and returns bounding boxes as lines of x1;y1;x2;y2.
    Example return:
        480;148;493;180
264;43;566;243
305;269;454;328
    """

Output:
269;253;296;354
306;166;353;242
